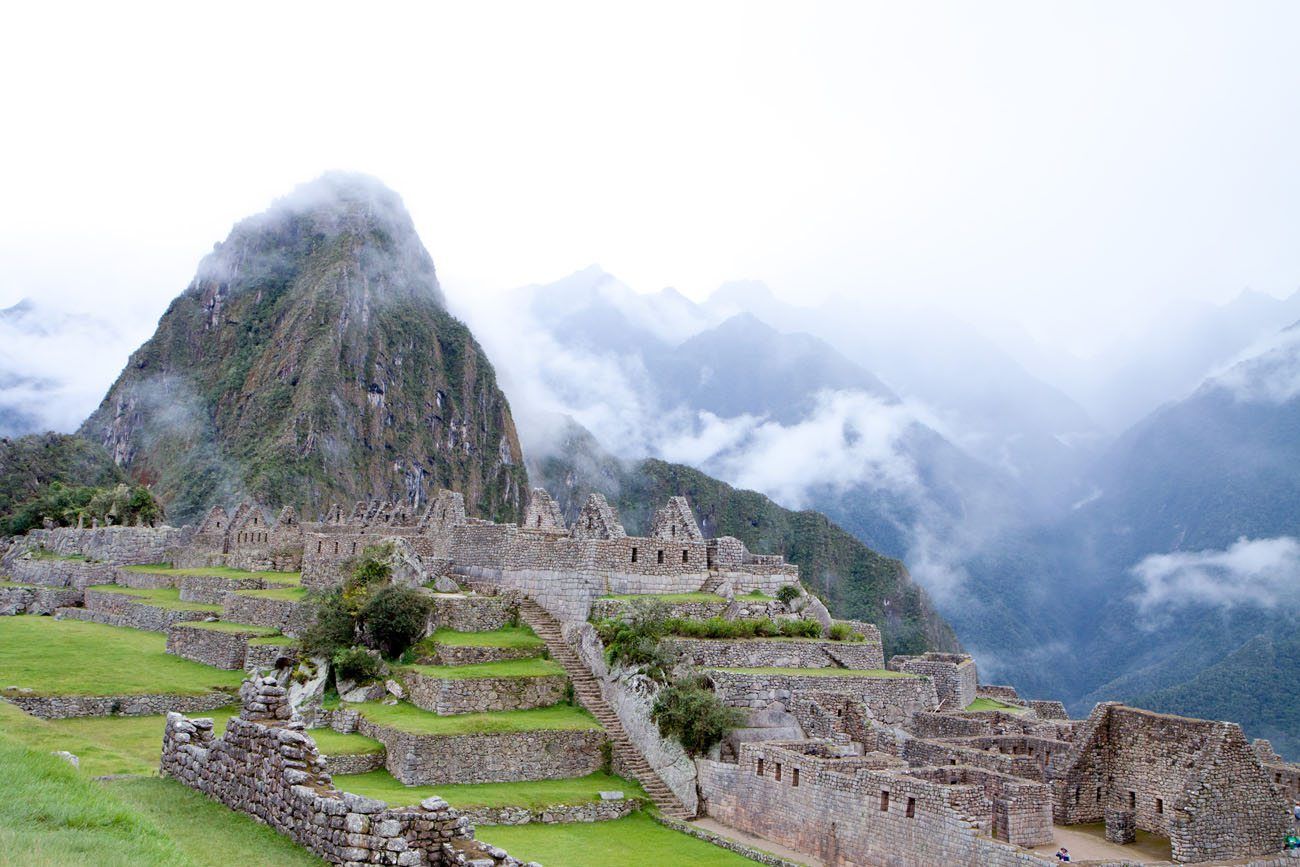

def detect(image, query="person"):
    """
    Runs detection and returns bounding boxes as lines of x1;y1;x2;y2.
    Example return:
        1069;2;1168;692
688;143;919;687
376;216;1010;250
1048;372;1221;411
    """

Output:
1055;848;1071;862
1293;801;1300;822
1286;832;1300;850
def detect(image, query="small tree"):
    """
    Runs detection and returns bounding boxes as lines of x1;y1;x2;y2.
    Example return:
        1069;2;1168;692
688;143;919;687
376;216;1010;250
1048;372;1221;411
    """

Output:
360;585;432;658
299;589;356;658
776;584;802;605
332;646;383;683
651;675;745;756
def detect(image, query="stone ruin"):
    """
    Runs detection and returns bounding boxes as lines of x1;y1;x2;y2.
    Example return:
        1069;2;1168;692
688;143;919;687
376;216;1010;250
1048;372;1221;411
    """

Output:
161;675;530;867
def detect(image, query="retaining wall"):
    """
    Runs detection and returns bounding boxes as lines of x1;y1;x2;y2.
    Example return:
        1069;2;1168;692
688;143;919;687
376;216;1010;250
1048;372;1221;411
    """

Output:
400;669;568;716
707;669;939;726
663;637;885;671
0;585;82;615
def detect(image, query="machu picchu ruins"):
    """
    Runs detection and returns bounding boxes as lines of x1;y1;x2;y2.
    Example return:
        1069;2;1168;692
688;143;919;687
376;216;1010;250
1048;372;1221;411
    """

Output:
3;486;1297;866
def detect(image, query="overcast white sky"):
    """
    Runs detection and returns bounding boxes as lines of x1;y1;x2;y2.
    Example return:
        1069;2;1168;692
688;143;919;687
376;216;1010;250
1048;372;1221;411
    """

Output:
2;1;1298;356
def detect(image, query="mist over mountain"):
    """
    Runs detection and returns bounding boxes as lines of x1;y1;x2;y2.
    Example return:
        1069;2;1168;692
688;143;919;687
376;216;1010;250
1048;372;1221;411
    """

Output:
78;173;528;524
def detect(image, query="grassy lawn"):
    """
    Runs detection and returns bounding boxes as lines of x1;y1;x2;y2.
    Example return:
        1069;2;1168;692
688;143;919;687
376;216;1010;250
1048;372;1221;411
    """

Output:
249;634;300;646
0;579;35;588
601;592;726;603
423;626;544;649
965;697;1028;713
402;658;564;680
477;812;754;866
0;703;382;778
0;616;244;696
736;590;774;599
232;586;308;602
352;701;600;736
708;666;916;678
87;585;223;613
123;565;302;585
335;768;646;809
178;621;280;636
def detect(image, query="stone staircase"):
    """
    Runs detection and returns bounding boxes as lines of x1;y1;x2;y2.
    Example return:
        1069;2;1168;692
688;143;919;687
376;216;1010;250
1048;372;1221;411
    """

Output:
700;573;726;594
518;599;694;820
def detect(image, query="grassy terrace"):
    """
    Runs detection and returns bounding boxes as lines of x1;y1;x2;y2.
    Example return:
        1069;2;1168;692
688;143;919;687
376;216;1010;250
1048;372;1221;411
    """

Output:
402;658;565;680
232;586;309;602
123;564;302;585
0;617;244;696
0;702;381;778
422;626;544;649
708;666;917;678
0;579;35;588
478;813;755;867
600;592;725;602
965;697;1028;713
0;730;324;866
27;549;89;561
249;634;300;646
87;584;223;613
176;620;280;635
349;701;600;736
335;768;647;810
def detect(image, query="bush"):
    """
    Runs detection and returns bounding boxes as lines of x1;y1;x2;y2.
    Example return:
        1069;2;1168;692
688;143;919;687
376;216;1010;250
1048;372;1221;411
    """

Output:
595;599;673;680
359;585;433;658
333;646;383;683
775;584;802;605
651;675;745;756
828;622;864;642
299;589;357;658
779;618;822;638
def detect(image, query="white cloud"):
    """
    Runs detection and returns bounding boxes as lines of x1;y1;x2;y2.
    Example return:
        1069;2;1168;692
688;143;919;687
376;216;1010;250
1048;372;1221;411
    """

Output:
1131;536;1300;612
1208;326;1300;404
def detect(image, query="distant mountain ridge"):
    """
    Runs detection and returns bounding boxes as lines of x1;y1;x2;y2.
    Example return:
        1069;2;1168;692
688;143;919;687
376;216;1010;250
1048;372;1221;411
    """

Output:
79;173;528;524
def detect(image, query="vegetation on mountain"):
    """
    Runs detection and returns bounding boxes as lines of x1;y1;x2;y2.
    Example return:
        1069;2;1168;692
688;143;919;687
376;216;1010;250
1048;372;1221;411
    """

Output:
78;173;526;524
651;674;745;756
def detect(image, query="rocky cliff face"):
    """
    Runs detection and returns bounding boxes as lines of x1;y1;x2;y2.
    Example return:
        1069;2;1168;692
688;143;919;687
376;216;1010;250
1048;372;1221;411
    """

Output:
80;174;527;524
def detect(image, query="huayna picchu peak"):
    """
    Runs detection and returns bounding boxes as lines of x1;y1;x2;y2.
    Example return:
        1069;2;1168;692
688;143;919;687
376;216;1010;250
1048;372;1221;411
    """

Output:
79;173;526;525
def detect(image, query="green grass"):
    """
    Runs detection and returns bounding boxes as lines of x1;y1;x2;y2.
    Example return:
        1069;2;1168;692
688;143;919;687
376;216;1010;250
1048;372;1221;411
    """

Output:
28;549;89;561
0;579;35;588
351;701;600;736
423;626;544;649
477;812;755;866
0;616;244;696
248;634;300;646
232;586;308;601
601;592;725;602
708;666;916;678
87;585;223;613
0;703;382;778
402;658;564;680
335;768;646;809
176;621;279;636
123;564;302;585
965;697;1028;713
736;590;774;599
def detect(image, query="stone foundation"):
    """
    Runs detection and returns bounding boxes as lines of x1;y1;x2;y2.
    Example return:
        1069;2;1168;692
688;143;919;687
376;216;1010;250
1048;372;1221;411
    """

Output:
3;690;235;719
7;558;118;589
400;669;568;715
356;714;607;785
707;669;939;726
0;585;83;615
428;594;517;633
221;593;313;636
167;623;274;670
663;637;884;671
418;644;542;666
74;589;215;632
460;799;641;826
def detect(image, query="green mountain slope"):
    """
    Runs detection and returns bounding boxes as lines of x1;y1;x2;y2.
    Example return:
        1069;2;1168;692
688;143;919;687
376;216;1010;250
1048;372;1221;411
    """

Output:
79;174;527;524
530;418;959;657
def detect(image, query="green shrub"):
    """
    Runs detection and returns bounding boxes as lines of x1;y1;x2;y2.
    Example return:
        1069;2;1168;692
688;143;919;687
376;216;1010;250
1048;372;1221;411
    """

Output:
359;585;432;658
300;589;356;657
779;618;822;638
828;622;864;642
595;599;672;680
651;675;745;756
333;646;383;683
775;584;802;605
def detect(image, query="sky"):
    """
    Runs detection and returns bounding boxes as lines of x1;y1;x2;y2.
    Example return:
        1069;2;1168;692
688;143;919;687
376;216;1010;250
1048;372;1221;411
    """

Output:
2;1;1300;357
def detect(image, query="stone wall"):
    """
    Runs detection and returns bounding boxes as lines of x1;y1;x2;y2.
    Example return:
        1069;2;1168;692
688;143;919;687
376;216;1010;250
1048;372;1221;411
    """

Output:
0;585;82;615
1052;703;1289;863
459;799;640;827
428;594;517;632
418;644;540;666
78;588;212;632
663;637;885;671
9;525;189;565
160;677;522;866
322;751;387;776
902;735;1069;783
1027;700;1068;720
176;574;265;604
697;741;1054;867
245;640;301;671
587;597;729;622
399;669;567;715
356;714;607;785
221;593;313;636
167;623;269;670
892;653;978;710
707;669;939;726
4;690;234;719
7;558;118;589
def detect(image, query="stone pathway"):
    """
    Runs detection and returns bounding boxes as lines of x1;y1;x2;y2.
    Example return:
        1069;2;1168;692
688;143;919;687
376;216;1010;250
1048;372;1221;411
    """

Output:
1030;823;1172;863
518;599;693;820
690;817;825;866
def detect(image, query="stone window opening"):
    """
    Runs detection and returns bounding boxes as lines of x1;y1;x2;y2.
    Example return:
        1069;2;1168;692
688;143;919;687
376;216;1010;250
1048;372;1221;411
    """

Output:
1073;786;1081;804
536;515;542;527
792;768;800;787
1128;791;1136;809
351;542;357;554
317;541;322;553
880;791;889;811
681;549;689;564
756;759;764;776
657;549;664;565
333;541;339;554
671;524;676;538
775;763;782;782
1155;798;1163;814
906;797;915;818
587;516;594;530
631;547;638;563
1096;787;1102;803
